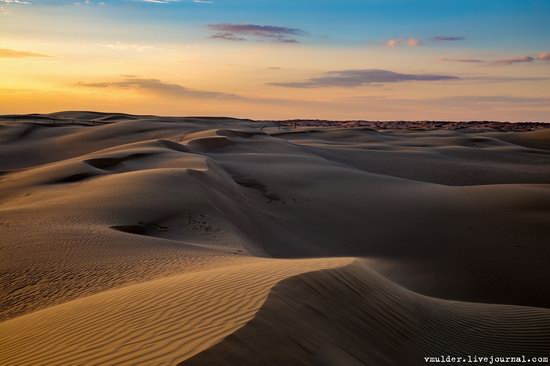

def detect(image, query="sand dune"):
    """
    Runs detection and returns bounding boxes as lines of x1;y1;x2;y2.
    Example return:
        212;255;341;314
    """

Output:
0;257;351;366
187;260;550;365
1;113;549;365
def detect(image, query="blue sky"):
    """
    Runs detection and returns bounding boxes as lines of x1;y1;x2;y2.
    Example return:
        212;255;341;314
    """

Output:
9;0;550;47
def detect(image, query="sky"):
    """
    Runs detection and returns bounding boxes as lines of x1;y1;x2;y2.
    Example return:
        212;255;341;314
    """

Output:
1;0;550;121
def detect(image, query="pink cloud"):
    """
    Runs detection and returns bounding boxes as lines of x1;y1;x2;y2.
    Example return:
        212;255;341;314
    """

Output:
385;38;420;48
385;39;400;48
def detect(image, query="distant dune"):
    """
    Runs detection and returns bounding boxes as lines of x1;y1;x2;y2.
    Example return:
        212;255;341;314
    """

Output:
1;112;549;365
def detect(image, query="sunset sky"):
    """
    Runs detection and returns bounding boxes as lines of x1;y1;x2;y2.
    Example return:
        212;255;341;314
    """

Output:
1;0;550;120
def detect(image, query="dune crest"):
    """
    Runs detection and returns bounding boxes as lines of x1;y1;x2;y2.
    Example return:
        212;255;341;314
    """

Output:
0;257;352;366
187;260;550;365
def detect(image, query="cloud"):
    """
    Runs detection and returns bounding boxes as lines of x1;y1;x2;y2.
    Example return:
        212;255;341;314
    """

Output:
407;38;421;46
76;78;242;99
383;36;463;47
435;95;550;105
385;39;399;48
443;55;539;66
537;52;550;61
432;36;465;42
269;69;459;88
461;75;549;83
342;94;550;107
442;58;484;63
0;48;49;58
491;56;534;65
208;23;306;43
385;38;420;48
75;0;106;6
0;0;31;4
137;0;181;3
210;32;246;41
96;42;159;52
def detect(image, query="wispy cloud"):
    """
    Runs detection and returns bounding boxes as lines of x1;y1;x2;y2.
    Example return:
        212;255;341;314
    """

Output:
269;69;459;88
211;32;246;41
442;57;484;63
432;36;465;42
0;0;31;4
435;95;550;106
0;0;30;12
0;48;49;58
74;0;106;6
383;35;463;48
462;75;549;83
491;55;534;65
76;77;242;99
444;55;540;66
95;42;159;52
208;23;306;43
136;0;181;3
342;94;550;107
537;52;550;61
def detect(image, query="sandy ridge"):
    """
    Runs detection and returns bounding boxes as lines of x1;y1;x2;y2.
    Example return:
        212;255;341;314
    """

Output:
0;257;352;366
187;260;550;365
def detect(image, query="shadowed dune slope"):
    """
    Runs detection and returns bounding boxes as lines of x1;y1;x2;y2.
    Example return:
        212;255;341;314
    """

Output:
187;143;550;308
186;260;550;366
275;128;550;185
490;129;550;151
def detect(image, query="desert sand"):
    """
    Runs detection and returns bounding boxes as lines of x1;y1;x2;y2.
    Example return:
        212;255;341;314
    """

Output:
1;112;549;365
